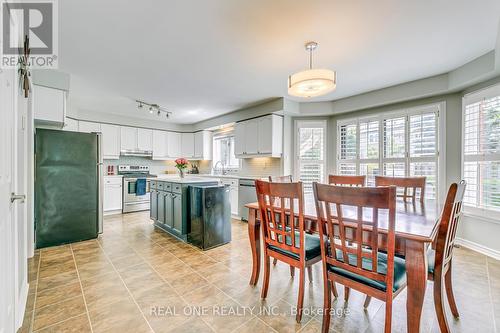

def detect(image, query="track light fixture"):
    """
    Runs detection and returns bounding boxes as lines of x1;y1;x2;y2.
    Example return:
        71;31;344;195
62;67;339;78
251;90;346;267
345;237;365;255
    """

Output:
136;100;172;118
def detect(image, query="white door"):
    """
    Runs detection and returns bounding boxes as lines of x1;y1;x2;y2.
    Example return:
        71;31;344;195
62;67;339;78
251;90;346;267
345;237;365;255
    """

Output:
101;124;120;159
245;120;259;154
120;126;137;150
258;116;273;154
137;128;153;151
0;68;18;333
15;70;29;330
234;122;245;155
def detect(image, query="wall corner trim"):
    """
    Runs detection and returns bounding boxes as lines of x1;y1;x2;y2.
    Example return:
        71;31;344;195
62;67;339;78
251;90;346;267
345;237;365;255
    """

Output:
456;238;500;260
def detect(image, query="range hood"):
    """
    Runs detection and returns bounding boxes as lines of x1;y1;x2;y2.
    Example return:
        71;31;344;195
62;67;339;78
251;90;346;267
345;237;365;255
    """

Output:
120;150;153;157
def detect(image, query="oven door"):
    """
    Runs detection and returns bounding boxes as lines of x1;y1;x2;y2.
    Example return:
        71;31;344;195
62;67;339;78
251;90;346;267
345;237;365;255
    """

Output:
123;178;151;203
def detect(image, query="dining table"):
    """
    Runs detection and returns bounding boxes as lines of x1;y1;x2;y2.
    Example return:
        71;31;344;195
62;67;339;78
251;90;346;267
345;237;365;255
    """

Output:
246;195;440;333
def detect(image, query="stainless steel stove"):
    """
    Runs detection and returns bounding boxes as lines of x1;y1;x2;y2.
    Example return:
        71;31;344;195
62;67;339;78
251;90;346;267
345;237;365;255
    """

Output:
118;165;156;213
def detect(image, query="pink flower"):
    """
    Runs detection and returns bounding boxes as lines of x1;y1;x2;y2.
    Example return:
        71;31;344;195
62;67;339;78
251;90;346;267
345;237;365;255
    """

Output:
175;158;188;169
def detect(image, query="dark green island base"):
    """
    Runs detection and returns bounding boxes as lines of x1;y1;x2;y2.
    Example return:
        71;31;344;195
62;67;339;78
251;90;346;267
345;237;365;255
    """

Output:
149;177;219;241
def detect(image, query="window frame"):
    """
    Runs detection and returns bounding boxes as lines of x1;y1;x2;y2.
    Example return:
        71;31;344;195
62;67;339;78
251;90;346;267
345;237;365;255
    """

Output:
294;119;328;186
212;134;240;170
336;102;446;202
461;84;500;220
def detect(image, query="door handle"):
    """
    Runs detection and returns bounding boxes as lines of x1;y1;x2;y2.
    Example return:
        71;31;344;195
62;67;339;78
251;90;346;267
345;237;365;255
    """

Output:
11;193;26;203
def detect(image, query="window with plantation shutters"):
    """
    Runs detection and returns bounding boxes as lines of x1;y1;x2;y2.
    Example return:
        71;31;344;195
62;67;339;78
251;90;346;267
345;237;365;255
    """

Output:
295;120;327;193
462;84;500;215
337;104;440;197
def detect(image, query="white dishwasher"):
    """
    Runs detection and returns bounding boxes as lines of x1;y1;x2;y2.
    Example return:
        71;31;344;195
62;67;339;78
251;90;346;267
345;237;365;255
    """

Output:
238;178;257;221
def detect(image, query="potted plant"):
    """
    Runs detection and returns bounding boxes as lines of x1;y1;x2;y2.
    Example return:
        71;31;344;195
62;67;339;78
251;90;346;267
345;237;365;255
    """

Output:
174;158;189;178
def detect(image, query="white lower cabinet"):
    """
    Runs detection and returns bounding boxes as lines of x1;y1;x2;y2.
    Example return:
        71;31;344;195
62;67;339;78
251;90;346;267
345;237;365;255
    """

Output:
221;178;239;217
104;176;122;214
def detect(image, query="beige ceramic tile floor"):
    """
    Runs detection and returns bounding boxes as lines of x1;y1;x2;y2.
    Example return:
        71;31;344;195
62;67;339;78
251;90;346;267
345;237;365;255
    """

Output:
19;212;500;333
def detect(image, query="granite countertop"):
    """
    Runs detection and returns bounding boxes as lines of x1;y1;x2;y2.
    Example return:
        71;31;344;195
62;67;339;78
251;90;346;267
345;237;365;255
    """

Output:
153;174;220;184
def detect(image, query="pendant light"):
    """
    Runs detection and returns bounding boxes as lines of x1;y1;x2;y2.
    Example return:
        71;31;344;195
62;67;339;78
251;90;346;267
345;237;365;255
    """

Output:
288;42;336;98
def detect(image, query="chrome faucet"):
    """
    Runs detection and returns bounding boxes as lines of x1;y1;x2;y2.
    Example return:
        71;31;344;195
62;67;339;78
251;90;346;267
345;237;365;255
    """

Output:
213;161;226;175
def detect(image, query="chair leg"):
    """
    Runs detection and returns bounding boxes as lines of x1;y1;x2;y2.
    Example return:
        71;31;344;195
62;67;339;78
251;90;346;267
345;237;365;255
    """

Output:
261;255;271;299
384;298;393;333
364;296;372;309
273;258;278;266
296;268;306;323
445;263;460;318
330;280;338;298
307;266;313;282
433;273;451;333
290;265;295;278
344;287;350;302
322;277;332;333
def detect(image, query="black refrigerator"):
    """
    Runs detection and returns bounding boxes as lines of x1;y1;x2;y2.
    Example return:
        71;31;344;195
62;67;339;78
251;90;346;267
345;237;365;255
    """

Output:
189;185;231;250
35;129;103;248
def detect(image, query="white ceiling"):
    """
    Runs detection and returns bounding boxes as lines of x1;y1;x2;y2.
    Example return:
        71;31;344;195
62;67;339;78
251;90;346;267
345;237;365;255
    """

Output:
60;0;500;124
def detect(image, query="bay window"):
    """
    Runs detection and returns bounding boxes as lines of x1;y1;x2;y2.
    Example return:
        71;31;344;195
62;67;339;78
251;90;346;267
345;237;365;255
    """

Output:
295;120;327;193
462;84;500;216
337;104;441;199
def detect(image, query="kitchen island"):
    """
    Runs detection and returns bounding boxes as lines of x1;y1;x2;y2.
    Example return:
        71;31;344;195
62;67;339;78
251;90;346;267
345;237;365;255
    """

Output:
150;176;220;241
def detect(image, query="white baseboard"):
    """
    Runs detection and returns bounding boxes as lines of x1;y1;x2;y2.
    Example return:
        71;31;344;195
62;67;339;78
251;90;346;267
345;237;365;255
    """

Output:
15;282;29;330
456;238;500;261
103;209;122;216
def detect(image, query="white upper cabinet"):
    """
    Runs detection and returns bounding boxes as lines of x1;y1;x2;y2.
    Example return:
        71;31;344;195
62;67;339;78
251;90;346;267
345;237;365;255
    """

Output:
137;128;153;151
78;121;101;133
101;124;120;159
120;126;137;151
33;85;66;126
62;118;78;132
234;122;245;156
244;120;259;155
194;131;213;160
181;133;195;158
234;115;283;158
152;130;168;160
167;132;182;158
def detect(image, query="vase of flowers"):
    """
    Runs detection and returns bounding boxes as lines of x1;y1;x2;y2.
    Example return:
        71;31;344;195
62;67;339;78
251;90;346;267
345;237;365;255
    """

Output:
174;158;188;178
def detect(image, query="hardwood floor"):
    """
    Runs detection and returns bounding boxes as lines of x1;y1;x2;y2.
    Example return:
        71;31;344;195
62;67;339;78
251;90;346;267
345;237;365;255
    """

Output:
19;212;500;332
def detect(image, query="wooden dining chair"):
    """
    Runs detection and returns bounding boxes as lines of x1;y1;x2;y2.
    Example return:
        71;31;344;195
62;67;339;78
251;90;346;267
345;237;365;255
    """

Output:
269;175;296;271
375;176;426;203
328;175;366;187
427;180;466;333
255;180;322;322
269;175;293;183
313;183;406;333
363;181;466;333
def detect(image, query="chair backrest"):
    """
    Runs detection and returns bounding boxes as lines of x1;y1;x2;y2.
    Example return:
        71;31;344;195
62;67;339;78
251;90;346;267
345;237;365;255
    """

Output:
313;182;397;292
269;175;293;183
255;180;306;260
434;180;466;271
328;175;366;187
375;176;426;203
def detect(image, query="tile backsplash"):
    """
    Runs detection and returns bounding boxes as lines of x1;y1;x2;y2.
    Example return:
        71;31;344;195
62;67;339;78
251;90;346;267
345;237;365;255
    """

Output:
104;156;282;178
197;157;282;177
104;156;195;175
